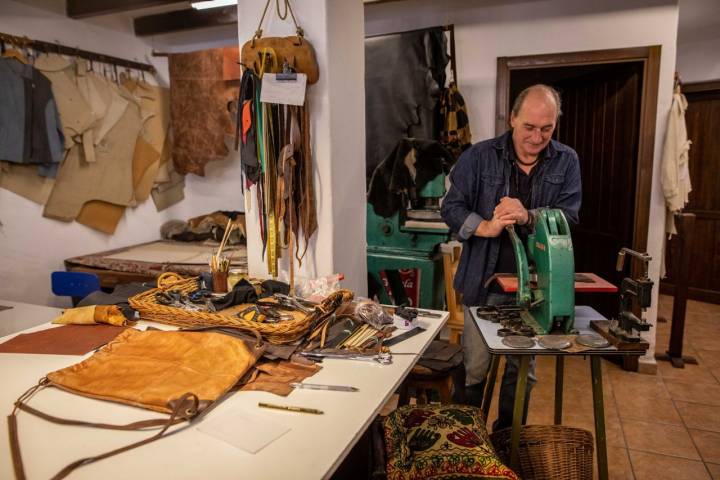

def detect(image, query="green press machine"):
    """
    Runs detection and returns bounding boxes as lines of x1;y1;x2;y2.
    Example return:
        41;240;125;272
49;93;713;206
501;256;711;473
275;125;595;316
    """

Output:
367;173;449;309
508;208;576;334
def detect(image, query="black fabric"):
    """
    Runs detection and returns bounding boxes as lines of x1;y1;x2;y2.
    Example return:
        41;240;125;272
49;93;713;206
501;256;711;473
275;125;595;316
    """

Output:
259;280;290;298
212;278;258;310
211;278;290;309
365;27;449;185
367;138;455;218
78;283;152;320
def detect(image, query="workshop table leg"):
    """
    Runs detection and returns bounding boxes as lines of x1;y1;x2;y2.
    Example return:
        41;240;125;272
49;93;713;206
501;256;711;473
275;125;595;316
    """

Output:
509;356;530;472
591;356;608;480
481;355;500;420
554;356;564;425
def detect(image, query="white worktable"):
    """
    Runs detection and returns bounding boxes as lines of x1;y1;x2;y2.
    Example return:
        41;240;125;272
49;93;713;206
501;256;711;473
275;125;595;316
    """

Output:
0;300;447;480
0;300;60;337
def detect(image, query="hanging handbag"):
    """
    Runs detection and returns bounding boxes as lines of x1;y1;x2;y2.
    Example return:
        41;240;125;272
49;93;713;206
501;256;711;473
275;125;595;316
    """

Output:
240;0;319;84
8;328;264;479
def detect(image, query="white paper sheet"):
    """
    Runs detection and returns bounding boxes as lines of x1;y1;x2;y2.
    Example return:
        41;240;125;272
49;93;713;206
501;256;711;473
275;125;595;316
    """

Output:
260;73;307;106
197;408;291;454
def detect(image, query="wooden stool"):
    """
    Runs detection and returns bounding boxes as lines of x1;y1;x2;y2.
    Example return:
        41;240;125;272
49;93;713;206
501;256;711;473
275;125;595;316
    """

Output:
399;365;454;405
442;243;464;344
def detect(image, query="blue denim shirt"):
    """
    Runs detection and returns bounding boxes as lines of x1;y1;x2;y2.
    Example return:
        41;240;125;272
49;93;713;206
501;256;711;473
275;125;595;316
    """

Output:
440;131;582;306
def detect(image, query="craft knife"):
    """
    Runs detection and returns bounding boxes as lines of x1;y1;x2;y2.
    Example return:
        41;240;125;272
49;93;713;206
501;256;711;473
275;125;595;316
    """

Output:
290;383;359;392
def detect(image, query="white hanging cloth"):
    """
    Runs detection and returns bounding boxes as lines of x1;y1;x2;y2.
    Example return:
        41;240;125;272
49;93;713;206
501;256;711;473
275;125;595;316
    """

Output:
661;83;692;236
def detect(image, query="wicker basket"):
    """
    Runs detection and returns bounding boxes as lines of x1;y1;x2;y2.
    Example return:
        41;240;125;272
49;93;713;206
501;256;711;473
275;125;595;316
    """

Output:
490;425;594;480
128;272;353;345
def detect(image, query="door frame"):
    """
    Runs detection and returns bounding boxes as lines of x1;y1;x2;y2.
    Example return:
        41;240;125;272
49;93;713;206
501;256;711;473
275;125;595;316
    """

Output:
495;46;661;255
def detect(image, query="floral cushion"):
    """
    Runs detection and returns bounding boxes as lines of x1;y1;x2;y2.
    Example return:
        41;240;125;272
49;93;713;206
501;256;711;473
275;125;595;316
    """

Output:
384;404;518;480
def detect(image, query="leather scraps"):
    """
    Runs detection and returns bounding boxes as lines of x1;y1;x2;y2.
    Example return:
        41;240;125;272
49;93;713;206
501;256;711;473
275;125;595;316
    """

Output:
169;48;238;176
52;304;130;327
240;359;321;396
364;27;449;184
0;324;129;355
367;138;455;218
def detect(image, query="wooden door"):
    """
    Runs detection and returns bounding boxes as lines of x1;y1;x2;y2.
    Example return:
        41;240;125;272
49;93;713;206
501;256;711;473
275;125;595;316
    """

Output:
663;81;720;304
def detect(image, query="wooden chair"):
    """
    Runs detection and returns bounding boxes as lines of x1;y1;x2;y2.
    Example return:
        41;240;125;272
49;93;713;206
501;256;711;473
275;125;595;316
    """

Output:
51;271;101;306
442;242;464;344
399;243;464;406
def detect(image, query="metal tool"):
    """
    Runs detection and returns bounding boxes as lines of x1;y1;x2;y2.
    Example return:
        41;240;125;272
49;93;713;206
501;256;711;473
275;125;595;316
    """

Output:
299;351;393;365
608;248;653;342
507;208;575;334
405;308;442;318
273;294;315;314
290;383;358;392
383;326;426;346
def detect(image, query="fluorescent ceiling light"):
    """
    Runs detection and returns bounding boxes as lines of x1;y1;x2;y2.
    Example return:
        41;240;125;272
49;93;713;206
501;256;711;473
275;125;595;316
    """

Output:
191;0;237;10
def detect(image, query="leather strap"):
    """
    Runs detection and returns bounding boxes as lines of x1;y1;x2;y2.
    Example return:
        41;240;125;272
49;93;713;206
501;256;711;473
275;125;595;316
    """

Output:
252;0;303;44
8;379;200;480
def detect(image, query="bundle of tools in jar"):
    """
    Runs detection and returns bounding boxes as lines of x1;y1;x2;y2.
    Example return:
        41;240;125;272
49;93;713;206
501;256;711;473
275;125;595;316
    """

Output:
210;219;237;273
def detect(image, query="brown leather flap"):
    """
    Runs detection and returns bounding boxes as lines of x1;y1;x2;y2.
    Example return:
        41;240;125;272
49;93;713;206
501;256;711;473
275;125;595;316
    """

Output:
0;324;128;355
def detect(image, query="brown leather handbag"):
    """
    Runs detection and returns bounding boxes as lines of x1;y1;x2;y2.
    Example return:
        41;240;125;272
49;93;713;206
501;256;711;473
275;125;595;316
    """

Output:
240;0;319;84
8;328;263;479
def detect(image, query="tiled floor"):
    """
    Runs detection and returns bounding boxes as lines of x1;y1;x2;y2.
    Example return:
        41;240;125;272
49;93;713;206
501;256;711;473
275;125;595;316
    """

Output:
483;294;720;479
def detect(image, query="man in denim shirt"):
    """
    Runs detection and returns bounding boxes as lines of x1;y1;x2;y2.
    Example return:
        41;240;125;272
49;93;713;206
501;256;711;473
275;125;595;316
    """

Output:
441;84;581;431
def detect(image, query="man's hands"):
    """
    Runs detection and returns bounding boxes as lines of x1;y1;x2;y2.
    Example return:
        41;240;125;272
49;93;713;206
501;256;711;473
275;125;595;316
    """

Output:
494;197;529;225
474;197;529;238
475;213;515;237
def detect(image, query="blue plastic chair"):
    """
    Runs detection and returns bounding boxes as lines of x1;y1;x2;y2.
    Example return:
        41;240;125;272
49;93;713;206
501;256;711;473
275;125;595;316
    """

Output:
51;271;101;306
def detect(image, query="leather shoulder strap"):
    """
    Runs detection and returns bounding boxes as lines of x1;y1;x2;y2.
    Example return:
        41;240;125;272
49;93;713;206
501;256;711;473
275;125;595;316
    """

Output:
7;380;200;480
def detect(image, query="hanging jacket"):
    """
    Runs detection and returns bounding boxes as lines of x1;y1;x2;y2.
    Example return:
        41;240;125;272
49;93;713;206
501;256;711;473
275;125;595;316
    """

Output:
661;85;692;235
0;57;64;176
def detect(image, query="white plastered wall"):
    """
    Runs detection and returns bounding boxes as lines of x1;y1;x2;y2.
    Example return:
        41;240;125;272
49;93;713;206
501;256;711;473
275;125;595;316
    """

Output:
237;0;367;294
676;0;720;82
365;0;680;367
0;0;243;306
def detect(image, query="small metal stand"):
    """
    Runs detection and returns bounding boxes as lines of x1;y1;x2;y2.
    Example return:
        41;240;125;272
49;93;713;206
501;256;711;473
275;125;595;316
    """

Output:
656;213;698;368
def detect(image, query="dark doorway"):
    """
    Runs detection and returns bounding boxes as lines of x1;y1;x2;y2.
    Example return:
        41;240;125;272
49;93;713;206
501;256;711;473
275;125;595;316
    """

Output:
662;80;720;305
497;47;661;319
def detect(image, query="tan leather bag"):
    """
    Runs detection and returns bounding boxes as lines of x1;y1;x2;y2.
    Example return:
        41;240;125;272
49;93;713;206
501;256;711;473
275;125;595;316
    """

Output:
240;0;319;84
8;328;263;479
241;36;318;84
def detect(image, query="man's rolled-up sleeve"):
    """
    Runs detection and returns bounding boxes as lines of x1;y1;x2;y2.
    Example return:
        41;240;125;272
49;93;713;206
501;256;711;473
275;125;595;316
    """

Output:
441;150;483;242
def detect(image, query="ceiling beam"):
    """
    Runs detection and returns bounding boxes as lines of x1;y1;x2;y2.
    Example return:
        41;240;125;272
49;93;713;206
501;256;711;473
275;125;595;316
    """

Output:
66;0;184;19
134;6;238;36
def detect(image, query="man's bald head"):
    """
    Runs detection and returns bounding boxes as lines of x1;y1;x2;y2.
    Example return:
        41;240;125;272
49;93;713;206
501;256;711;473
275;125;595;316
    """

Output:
511;84;562;120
